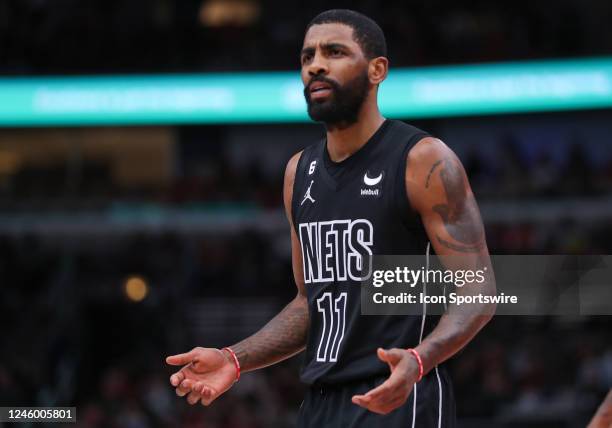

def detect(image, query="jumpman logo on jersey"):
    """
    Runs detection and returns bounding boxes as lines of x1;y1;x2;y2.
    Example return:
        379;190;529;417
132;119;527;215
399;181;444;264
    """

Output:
301;180;316;205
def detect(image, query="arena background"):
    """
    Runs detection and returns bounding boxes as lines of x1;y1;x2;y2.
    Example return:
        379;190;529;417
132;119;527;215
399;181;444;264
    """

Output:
1;1;611;427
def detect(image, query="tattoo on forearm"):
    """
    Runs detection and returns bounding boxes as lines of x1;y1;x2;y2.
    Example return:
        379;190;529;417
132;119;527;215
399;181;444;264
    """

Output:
436;235;484;253
229;296;309;371
432;158;484;253
425;160;442;188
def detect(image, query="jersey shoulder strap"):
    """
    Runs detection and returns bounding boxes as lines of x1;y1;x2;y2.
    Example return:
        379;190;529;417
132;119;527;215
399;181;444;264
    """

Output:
290;139;323;230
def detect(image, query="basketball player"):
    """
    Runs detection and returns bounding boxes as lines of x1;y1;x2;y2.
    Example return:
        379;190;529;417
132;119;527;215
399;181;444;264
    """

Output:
167;9;495;426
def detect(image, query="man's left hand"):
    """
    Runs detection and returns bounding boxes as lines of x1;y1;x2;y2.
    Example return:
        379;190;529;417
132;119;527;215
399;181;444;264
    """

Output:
351;348;420;415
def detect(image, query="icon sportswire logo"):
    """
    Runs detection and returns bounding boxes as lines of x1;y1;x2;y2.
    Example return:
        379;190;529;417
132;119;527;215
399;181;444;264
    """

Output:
363;171;383;186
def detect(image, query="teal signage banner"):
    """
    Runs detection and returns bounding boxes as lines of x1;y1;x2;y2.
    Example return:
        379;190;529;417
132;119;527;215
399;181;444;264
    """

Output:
0;57;611;126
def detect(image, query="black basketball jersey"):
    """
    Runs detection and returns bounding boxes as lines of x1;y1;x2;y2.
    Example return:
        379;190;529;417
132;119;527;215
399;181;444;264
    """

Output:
292;119;439;385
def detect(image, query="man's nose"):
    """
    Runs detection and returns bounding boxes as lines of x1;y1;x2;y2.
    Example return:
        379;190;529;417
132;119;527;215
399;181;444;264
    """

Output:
308;52;329;77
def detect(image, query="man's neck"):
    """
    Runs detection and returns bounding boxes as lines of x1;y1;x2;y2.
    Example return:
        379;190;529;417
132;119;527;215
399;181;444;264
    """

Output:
325;108;385;163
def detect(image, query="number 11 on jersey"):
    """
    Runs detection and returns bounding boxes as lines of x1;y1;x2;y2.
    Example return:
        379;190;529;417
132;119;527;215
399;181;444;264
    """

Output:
315;292;347;362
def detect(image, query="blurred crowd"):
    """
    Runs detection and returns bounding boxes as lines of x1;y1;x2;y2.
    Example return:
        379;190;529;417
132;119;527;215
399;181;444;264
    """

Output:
2;120;612;213
1;0;611;75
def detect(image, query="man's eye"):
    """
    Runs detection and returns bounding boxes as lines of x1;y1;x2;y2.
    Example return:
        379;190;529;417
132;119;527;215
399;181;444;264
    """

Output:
302;55;312;64
331;49;343;56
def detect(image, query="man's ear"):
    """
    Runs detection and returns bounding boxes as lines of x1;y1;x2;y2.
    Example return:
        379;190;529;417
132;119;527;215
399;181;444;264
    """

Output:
369;56;388;85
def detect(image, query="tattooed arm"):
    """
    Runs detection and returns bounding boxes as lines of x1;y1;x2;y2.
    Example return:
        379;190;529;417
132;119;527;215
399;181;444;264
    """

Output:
166;151;309;406
407;137;495;375
228;150;309;371
352;137;496;415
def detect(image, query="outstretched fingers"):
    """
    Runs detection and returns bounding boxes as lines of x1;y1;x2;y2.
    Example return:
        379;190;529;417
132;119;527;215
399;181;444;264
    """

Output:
377;348;403;368
187;389;202;405
166;349;197;366
352;370;408;414
352;378;393;405
169;370;185;387
175;377;196;398
198;385;216;406
180;379;217;406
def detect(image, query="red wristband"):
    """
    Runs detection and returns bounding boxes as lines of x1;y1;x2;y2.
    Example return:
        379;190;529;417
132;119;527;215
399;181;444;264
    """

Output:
406;348;424;382
222;347;241;382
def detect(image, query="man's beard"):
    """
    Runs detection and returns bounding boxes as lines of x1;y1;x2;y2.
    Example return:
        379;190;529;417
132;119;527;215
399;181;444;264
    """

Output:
304;71;370;126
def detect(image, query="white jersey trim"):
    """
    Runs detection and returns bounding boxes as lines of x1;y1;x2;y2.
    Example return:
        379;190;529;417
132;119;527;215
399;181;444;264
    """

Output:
412;242;432;428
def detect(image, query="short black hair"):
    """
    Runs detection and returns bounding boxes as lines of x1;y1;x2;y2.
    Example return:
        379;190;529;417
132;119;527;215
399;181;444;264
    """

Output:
306;9;387;60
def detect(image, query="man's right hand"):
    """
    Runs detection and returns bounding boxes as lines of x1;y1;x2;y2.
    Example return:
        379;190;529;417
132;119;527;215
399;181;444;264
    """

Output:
166;347;237;406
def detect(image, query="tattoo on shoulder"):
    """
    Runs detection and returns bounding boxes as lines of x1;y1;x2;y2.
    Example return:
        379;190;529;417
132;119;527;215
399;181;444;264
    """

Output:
431;158;484;253
425;160;442;188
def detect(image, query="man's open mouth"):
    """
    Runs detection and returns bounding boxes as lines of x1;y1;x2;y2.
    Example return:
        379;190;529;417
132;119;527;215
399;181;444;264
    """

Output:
309;82;332;93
